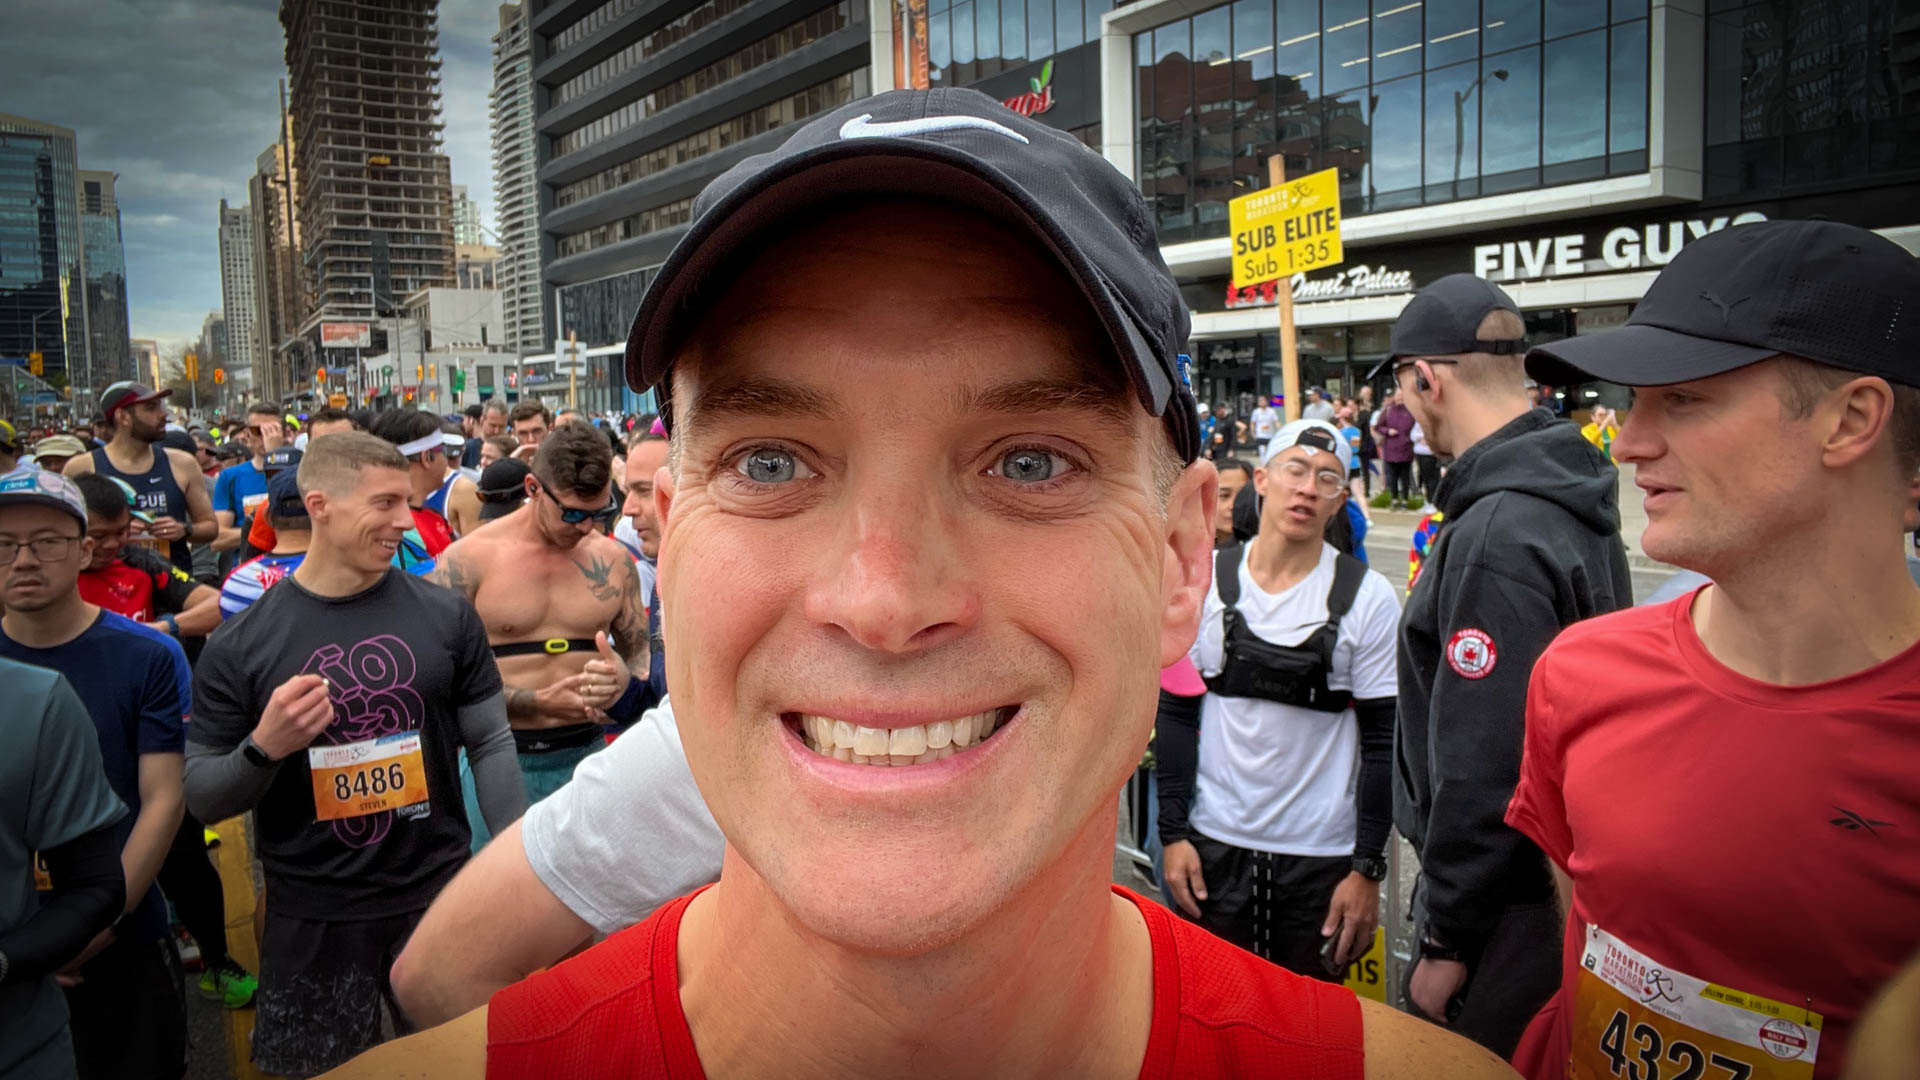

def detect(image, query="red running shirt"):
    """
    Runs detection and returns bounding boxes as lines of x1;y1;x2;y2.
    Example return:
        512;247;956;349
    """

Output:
410;505;454;556
1506;591;1920;1080
488;885;1364;1079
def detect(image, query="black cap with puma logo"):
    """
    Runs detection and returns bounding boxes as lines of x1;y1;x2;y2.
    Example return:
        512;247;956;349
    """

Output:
621;87;1200;462
1527;219;1920;388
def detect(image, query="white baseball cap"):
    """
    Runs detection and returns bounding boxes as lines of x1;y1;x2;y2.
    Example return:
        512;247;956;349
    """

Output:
1259;418;1353;475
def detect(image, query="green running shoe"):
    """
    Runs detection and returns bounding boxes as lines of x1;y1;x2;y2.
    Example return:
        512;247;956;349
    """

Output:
197;959;258;1009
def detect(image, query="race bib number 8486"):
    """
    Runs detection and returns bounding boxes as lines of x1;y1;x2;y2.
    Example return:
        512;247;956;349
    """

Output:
308;732;429;822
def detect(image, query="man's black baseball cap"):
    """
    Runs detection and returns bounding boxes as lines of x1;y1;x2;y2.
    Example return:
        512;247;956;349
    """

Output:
1365;274;1524;381
267;468;308;521
1528;220;1920;388
263;447;302;475
622;87;1200;462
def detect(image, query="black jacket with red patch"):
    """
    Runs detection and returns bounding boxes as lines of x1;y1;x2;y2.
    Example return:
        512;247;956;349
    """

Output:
1393;407;1631;950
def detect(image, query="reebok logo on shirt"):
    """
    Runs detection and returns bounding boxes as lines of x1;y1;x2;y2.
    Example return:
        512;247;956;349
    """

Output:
1828;807;1894;837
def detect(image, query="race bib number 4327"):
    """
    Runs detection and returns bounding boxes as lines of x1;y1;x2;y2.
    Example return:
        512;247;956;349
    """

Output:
1572;924;1821;1080
308;732;429;822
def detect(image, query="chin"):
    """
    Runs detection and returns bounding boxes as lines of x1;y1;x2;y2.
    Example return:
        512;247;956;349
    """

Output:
752;839;1029;957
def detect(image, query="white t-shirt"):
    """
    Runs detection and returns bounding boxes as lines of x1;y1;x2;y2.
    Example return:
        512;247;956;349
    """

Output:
1411;422;1431;457
1187;543;1401;857
520;697;724;933
1249;406;1279;441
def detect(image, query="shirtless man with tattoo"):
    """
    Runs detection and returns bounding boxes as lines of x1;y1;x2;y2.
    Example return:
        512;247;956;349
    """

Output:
427;421;649;848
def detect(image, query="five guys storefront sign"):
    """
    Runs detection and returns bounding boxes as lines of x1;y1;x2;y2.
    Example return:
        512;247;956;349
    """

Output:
1217;207;1778;311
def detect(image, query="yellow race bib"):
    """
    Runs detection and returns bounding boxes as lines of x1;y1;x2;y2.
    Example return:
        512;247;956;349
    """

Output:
308;732;430;822
1572;924;1821;1080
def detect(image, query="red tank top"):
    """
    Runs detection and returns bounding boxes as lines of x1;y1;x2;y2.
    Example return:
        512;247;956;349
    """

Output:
487;885;1364;1079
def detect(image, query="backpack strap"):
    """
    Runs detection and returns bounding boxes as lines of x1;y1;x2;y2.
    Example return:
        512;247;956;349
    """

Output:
1323;552;1368;631
1214;543;1243;608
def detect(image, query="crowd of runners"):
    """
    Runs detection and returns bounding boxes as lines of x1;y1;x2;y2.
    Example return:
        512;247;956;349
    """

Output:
3;88;1918;1080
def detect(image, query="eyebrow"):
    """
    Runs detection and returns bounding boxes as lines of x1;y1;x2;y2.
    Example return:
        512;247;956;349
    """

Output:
954;377;1139;440
685;375;841;426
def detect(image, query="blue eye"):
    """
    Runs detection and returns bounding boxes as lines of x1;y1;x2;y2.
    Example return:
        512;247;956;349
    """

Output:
737;449;809;484
995;448;1070;485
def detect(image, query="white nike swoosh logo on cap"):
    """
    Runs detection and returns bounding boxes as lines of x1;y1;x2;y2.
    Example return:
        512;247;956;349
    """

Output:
839;113;1030;145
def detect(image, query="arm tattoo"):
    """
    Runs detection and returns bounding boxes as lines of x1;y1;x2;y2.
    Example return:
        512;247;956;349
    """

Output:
428;549;478;597
504;686;541;720
610;558;650;669
575;552;622;603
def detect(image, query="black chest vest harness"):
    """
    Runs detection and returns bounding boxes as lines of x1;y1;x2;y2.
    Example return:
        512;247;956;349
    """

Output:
1201;544;1366;713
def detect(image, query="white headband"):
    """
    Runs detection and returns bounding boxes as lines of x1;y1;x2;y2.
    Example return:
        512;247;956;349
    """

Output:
397;433;442;456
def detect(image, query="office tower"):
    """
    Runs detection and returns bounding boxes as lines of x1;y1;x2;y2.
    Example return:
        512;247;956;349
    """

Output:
490;2;543;355
78;169;132;384
249;136;303;400
218;198;259;381
0;113;90;389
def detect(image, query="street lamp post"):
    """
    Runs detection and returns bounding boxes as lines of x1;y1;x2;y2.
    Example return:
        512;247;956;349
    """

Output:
1453;69;1509;200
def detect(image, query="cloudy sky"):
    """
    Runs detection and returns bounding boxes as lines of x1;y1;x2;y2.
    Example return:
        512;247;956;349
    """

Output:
1;0;501;348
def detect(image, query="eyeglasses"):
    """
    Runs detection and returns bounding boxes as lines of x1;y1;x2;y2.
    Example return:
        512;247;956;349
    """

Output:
1271;459;1348;498
0;535;82;565
539;485;617;525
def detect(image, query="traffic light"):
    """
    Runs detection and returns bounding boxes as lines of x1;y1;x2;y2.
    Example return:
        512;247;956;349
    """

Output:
428;363;437;380
27;351;42;376
213;368;225;384
416;364;424;381
184;351;198;381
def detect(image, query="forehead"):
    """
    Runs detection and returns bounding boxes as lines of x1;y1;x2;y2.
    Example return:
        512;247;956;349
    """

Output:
627;440;668;470
676;202;1130;429
0;504;78;536
340;465;410;499
1268;444;1341;470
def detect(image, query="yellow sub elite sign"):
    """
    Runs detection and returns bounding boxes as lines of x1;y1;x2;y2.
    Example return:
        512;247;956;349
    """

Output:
1229;167;1344;289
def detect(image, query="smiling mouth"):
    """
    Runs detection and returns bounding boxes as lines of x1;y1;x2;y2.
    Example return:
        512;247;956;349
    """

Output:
785;706;1015;766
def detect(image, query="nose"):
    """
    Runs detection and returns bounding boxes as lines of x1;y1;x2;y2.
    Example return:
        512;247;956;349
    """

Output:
803;476;979;655
622;486;646;516
1610;405;1659;466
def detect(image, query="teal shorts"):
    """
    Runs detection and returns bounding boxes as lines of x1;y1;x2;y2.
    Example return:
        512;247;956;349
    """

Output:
459;736;604;852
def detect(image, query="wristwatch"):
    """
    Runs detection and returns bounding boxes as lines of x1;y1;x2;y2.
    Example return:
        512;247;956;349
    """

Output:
159;612;180;637
1351;853;1388;882
1418;935;1465;964
241;736;277;767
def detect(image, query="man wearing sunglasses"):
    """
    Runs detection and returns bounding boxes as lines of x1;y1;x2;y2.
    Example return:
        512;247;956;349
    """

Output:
428;421;651;848
1378;274;1632;1055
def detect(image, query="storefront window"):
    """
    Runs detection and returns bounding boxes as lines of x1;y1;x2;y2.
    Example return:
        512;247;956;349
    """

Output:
1137;0;1651;243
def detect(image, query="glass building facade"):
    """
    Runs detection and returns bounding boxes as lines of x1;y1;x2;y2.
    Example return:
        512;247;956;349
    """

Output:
1135;0;1651;242
0;118;88;389
923;0;1117;88
1704;0;1920;197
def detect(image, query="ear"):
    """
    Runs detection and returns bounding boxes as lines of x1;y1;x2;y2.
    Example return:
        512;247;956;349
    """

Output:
654;464;675;534
1159;460;1217;669
1819;376;1895;471
1903;471;1919;534
303;489;326;524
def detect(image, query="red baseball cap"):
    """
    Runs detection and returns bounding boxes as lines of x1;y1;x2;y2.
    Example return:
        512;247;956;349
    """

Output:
99;381;173;418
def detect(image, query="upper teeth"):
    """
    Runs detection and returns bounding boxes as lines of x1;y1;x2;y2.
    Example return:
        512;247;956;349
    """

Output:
798;708;1005;766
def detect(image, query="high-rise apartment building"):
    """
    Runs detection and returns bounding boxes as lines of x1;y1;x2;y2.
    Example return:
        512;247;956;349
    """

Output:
78;170;132;384
490;1;544;355
280;0;456;385
218;198;259;379
453;183;482;245
530;0;871;409
0;114;90;390
249;137;303;399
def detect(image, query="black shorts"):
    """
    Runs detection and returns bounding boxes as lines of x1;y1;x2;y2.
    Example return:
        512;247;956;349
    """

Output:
251;908;426;1078
1186;833;1351;983
63;933;188;1080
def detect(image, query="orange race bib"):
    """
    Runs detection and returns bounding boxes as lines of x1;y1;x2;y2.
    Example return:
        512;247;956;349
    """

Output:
1572;924;1822;1080
308;732;430;822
